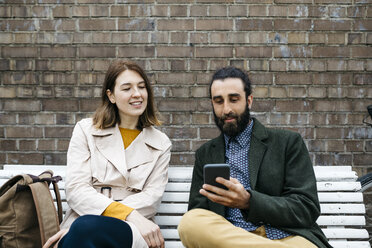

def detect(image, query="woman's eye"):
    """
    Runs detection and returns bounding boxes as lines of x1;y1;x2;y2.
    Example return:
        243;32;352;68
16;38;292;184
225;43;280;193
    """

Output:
122;88;130;91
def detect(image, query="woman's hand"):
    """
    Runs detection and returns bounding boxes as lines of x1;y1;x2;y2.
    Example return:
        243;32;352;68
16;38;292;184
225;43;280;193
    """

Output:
42;228;69;248
126;210;164;248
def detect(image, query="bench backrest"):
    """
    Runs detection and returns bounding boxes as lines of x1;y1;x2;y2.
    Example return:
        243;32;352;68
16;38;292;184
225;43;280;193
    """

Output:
0;165;370;248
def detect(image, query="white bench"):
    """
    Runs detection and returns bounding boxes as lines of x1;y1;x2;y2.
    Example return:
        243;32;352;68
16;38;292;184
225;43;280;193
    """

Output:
0;165;370;248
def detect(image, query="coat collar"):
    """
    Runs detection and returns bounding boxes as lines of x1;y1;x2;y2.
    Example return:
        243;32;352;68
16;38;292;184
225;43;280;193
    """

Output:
91;124;162;178
210;118;268;189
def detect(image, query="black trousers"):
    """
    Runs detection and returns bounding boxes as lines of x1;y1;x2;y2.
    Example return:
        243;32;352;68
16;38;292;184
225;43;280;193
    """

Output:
58;215;133;248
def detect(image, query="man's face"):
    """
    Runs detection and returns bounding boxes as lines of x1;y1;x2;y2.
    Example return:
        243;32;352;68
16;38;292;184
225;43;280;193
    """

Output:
211;78;253;137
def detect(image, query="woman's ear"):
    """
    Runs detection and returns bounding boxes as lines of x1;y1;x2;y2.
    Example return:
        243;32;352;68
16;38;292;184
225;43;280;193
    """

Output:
106;89;115;104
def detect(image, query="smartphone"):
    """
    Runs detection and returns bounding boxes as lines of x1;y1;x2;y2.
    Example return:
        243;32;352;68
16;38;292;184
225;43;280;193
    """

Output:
203;163;230;190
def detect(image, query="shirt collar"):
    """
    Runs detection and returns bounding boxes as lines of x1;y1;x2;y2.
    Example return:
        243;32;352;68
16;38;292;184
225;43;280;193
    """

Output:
224;119;254;148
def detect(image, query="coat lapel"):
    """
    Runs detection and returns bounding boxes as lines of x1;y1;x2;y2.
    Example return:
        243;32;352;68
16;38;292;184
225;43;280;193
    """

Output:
125;127;156;170
92;124;128;179
211;134;226;163
249;119;268;189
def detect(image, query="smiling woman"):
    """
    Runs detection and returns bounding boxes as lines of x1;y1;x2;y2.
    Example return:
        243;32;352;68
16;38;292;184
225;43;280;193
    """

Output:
43;60;172;248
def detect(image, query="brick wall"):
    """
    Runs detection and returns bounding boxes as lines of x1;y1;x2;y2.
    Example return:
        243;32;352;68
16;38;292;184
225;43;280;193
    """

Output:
0;0;371;236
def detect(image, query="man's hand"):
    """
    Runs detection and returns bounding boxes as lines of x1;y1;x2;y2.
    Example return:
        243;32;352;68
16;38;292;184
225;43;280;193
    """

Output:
42;228;69;248
126;209;164;248
200;177;251;209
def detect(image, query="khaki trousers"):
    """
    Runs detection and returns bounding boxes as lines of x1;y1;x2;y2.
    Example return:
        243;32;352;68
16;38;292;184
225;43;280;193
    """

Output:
178;209;317;248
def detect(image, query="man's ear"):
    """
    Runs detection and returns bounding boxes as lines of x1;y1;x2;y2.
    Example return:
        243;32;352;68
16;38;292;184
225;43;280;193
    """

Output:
106;89;115;104
247;95;253;109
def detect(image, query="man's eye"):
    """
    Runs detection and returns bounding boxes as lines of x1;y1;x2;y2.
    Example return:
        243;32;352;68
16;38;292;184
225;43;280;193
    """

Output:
122;88;130;91
230;98;239;102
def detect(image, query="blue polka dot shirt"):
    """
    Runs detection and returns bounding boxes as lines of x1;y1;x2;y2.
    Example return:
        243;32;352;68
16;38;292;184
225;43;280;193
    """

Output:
224;120;291;240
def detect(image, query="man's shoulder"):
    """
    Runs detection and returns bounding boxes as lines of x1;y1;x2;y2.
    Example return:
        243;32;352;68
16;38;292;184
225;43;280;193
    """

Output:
253;119;302;141
196;135;223;153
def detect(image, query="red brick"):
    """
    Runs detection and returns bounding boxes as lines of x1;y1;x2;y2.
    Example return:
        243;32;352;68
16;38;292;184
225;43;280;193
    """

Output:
8;153;44;165
276;100;313;112
315;154;352;166
45;153;67;165
158;99;197;111
3;99;40;111
158;73;194;85
169;153;194;166
79;19;116;31
79;46;115;58
354;74;372;85
158;19;193;31
0;140;16;151
42;99;78;111
236;19;272;31
3;47;37;58
352;47;372;58
119;19;155;31
79;98;101;112
229;5;247;17
313;47;349;58
251;99;275;112
151;5;168;17
110;5;129;16
236;46;271;58
0;20;36;31
196;19;233;31
276;73;312;85
273;46;311;58
195;47;232;58
274;19;311;31
157;46;193;58
313;73;352;85
190;5;208;16
313;20;352;31
314;100;352;112
209;5;228;16
40;47;76;58
45;127;73;138
170;32;188;44
190;32;208;44
6;127;43;138
169;5;187;17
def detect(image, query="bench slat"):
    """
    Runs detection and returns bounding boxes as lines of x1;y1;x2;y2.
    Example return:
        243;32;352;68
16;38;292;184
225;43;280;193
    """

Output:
1;165;370;248
322;228;370;239
329;241;372;248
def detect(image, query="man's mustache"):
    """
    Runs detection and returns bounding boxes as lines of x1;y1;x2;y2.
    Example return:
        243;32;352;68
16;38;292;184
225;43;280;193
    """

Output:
221;112;238;121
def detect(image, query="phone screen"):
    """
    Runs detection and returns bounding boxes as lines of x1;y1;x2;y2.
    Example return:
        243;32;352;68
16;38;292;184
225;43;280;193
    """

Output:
203;163;230;190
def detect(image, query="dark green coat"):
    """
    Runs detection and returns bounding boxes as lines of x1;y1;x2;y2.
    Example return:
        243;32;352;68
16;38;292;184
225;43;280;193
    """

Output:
188;118;332;248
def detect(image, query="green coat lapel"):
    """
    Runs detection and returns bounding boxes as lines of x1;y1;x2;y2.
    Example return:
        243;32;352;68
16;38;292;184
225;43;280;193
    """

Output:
210;134;225;163
209;118;269;190
249;119;268;189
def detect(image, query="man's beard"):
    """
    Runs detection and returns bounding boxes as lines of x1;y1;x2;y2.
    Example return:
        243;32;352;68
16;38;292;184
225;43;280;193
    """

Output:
213;105;251;137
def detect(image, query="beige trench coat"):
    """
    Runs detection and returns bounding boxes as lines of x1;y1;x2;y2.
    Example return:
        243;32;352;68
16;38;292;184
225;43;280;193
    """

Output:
60;118;172;247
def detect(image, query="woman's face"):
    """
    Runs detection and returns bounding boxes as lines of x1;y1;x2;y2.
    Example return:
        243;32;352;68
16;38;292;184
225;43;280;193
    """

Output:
106;69;148;125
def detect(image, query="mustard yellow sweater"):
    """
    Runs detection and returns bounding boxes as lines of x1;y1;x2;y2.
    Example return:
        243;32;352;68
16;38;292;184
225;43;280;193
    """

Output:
101;128;141;220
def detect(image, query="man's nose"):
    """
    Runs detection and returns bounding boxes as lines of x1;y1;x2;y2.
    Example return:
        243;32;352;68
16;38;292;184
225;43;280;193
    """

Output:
223;102;232;115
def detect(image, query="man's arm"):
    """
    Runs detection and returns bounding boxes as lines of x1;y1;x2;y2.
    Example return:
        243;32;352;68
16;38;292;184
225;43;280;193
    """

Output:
188;149;209;210
242;133;320;228
200;132;320;229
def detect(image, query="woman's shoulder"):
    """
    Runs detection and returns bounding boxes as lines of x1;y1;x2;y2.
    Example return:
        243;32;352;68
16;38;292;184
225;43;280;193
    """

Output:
143;126;172;149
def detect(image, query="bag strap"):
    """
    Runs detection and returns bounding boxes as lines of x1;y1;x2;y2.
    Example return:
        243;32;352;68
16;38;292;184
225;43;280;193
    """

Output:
29;181;61;246
52;180;63;223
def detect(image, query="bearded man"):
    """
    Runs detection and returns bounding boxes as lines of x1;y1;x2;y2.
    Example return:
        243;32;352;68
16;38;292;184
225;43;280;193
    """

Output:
177;66;331;248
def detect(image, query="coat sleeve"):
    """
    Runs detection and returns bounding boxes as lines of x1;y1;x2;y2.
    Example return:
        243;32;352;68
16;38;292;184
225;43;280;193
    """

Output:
241;133;321;228
120;139;172;219
65;122;113;216
188;148;209;210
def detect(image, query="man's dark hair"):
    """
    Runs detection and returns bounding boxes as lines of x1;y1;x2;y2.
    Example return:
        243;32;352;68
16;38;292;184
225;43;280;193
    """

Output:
209;66;252;99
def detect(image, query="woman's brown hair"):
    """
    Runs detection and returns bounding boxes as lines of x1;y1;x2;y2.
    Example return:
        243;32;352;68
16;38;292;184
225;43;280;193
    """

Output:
93;60;161;129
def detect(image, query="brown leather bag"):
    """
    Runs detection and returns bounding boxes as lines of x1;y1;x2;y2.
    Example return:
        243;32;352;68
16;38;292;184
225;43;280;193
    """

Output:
0;170;63;248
